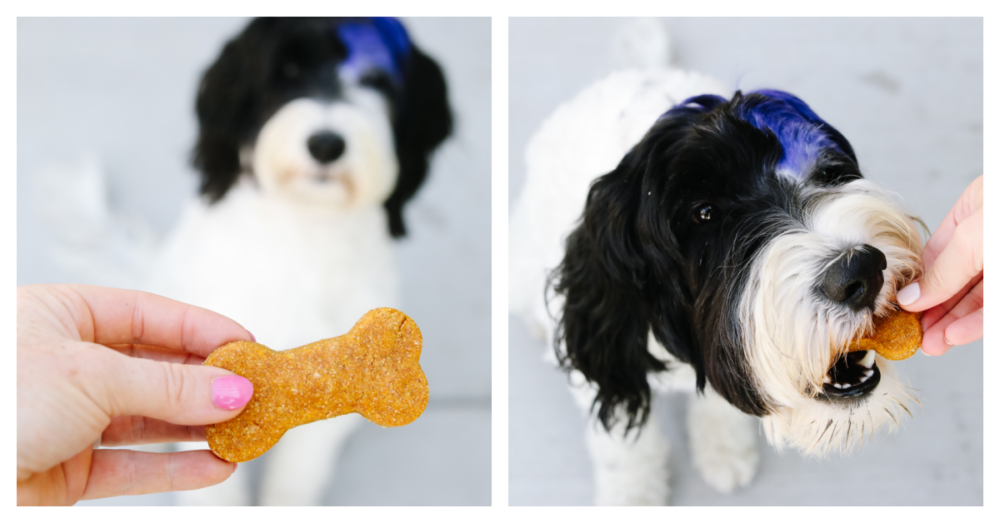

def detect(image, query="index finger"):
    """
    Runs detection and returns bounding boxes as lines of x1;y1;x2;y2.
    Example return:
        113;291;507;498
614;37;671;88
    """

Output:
922;175;983;268
66;284;253;357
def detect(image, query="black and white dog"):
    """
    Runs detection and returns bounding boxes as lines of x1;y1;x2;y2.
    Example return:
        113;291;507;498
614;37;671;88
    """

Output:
510;66;923;503
148;17;451;505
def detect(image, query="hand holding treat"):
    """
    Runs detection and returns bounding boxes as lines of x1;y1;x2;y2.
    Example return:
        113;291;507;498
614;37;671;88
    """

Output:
17;284;253;505
898;175;983;355
203;308;429;463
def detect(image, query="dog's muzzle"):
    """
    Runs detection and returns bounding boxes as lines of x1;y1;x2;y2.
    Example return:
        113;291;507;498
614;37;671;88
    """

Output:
817;244;887;401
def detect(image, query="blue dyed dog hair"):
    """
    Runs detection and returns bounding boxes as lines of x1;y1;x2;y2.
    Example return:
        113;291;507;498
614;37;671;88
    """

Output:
664;90;856;178
372;17;412;61
337;17;412;85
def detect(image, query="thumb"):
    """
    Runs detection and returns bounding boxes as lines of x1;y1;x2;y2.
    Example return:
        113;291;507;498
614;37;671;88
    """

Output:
91;350;253;425
899;207;983;312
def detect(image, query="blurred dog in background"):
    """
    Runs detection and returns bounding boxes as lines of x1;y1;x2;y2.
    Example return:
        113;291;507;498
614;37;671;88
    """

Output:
146;17;451;505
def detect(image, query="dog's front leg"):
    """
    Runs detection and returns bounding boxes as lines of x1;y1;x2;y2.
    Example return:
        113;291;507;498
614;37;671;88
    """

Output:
258;414;363;505
687;384;759;493
569;371;671;505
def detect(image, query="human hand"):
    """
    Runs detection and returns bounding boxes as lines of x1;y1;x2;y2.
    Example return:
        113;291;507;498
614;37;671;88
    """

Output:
897;175;983;356
17;284;255;505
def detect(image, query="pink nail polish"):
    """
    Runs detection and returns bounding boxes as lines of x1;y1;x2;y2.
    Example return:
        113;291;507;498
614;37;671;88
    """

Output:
897;282;920;306
212;376;253;410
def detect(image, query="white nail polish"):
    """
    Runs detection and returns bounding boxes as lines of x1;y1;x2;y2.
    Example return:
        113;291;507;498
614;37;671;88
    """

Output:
897;282;920;306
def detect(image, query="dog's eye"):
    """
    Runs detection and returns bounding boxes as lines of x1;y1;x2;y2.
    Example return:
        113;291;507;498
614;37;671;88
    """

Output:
692;204;713;224
360;70;392;92
814;165;841;182
283;62;300;78
812;158;861;186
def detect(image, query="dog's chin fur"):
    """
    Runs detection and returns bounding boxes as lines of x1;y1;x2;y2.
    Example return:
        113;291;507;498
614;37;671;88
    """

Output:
762;353;917;456
511;65;926;504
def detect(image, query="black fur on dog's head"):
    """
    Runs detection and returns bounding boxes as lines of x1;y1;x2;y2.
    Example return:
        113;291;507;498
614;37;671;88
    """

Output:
193;17;452;237
551;90;865;433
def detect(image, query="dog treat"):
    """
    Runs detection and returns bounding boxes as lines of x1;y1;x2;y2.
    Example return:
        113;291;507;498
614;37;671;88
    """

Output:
203;308;428;462
848;308;923;361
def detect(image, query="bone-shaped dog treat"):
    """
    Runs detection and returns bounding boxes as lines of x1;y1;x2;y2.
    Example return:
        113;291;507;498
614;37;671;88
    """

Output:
203;308;428;463
848;307;922;361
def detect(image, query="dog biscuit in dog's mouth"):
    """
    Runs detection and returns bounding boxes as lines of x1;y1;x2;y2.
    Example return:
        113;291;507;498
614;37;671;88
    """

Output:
847;308;922;361
203;308;428;463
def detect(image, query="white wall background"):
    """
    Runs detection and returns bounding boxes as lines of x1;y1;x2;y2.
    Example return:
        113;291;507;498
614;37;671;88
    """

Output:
509;17;983;506
17;17;491;506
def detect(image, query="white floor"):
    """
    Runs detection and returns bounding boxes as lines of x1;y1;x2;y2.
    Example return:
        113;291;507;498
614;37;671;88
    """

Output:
508;18;983;506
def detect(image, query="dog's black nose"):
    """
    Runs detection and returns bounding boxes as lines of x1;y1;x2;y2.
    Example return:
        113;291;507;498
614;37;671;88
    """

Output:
821;244;887;311
307;131;346;164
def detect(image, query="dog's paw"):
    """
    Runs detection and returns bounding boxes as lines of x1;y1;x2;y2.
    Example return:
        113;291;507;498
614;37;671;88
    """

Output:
594;464;670;505
690;441;758;494
687;389;760;493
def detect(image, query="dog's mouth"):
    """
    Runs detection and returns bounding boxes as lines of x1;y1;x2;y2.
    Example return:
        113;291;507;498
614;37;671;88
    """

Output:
311;169;355;191
820;350;880;401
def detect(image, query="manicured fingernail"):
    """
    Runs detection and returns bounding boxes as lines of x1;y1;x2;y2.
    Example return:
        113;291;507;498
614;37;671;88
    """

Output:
897;282;920;306
920;347;931;356
212;375;253;410
248;331;256;342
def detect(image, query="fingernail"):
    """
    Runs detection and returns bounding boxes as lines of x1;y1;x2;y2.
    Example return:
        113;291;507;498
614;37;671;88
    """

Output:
897;282;920;306
212;375;253;410
247;331;256;343
920;346;932;356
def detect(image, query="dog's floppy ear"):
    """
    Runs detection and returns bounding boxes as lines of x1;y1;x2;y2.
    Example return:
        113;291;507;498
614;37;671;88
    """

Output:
551;98;731;432
384;43;453;238
192;20;269;202
551;146;670;434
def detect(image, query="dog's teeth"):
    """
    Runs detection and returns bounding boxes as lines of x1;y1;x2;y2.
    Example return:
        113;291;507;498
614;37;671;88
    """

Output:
859;350;876;368
864;369;873;378
824;375;832;384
